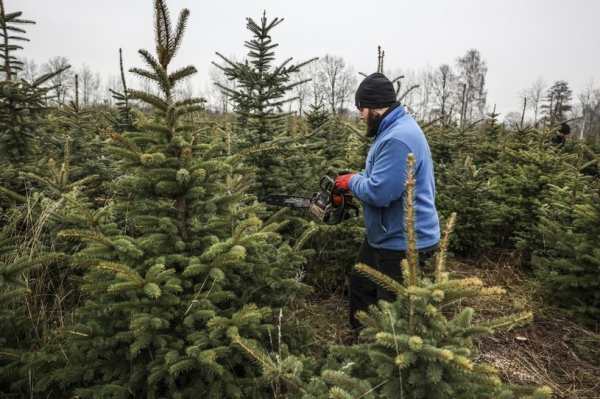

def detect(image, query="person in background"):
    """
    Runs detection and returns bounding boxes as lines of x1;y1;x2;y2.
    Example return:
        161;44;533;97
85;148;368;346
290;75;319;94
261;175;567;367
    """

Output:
551;122;571;147
334;73;440;336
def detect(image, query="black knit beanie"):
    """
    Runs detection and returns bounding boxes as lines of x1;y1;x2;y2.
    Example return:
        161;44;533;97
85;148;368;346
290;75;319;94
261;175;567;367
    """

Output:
355;73;397;109
559;122;571;134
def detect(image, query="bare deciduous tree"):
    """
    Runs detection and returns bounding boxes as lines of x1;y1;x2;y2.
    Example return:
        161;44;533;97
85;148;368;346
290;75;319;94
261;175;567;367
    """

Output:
208;61;236;113
41;55;73;105
577;78;600;139
504;110;522;130
414;65;435;120
288;66;314;117
318;54;356;115
387;67;419;113
456;49;488;123
17;57;38;82
77;64;101;107
305;60;324;107
432;64;456;121
520;76;546;127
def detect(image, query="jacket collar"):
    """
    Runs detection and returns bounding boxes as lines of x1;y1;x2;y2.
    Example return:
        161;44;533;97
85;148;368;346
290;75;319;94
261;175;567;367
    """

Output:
376;102;404;137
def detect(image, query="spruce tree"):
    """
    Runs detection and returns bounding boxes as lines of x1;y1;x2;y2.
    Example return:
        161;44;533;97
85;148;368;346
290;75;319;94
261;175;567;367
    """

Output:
21;2;314;397
472;108;505;165
294;113;368;293
485;125;577;250
435;155;499;254
305;101;330;131
528;146;600;316
432;111;516;255
0;6;81;392
48;74;114;200
213;11;315;199
0;1;69;190
104;48;140;134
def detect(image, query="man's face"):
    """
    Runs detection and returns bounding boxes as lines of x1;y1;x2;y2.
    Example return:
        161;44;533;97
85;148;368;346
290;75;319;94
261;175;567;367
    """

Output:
358;107;368;123
358;107;383;137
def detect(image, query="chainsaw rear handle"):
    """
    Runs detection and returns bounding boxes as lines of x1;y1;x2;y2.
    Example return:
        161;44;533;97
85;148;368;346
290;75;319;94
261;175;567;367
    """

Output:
320;175;335;193
323;183;359;225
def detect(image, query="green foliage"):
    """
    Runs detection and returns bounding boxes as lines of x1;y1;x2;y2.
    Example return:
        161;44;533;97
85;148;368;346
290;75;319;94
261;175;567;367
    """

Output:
427;118;500;254
485;127;575;250
305;101;330;131
0;68;67;173
321;157;545;398
52;74;109;185
213;11;316;200
541;80;572;124
529;175;600;316
431;112;586;256
436;156;499;254
0;205;67;391
0;5;93;394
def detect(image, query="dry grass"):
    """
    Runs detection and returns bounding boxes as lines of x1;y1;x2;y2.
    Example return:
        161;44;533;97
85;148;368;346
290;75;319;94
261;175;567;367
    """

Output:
298;250;600;399
290;290;352;354
450;253;600;399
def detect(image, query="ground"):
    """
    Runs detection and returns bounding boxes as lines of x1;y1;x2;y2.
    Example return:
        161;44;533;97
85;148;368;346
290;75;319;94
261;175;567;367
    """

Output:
297;251;600;398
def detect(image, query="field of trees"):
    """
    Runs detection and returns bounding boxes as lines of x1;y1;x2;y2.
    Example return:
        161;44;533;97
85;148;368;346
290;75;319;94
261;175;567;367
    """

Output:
1;0;600;398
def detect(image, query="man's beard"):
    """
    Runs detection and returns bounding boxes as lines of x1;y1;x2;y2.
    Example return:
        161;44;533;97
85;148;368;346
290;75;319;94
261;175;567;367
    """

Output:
365;109;383;138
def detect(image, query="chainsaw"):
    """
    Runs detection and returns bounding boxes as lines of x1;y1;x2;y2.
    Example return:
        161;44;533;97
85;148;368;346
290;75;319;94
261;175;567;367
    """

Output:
264;175;359;225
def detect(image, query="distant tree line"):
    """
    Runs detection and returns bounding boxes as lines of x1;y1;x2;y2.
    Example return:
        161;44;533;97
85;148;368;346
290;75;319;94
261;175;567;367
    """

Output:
19;47;600;138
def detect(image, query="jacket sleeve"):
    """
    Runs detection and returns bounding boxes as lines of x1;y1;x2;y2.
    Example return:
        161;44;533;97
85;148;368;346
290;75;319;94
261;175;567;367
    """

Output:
349;138;411;207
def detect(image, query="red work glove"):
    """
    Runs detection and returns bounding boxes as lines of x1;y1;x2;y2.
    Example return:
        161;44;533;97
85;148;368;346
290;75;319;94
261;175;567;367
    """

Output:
334;173;355;190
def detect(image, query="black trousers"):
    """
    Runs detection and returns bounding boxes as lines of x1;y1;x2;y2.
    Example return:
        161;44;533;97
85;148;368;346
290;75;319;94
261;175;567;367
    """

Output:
349;238;436;330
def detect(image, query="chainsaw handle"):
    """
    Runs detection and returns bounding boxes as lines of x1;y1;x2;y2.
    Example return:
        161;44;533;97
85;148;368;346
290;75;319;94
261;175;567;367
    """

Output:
324;186;359;225
320;175;335;192
323;189;346;225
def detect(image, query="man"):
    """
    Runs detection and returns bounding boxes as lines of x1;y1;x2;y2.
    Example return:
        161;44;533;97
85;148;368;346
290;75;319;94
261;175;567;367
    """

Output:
334;72;440;332
551;122;571;147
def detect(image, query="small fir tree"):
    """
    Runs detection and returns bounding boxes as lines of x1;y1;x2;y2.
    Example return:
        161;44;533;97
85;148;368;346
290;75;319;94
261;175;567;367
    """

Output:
213;11;316;199
482;125;577;249
0;1;69;189
103;48;140;134
305;100;330;131
527;148;600;316
49;75;113;198
435;155;499;255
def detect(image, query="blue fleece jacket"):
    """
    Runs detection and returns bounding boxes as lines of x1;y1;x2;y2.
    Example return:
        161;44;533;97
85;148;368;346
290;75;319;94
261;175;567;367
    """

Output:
348;104;440;250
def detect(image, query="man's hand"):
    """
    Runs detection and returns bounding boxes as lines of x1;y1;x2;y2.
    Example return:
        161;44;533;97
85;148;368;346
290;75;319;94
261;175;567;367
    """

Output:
334;173;355;190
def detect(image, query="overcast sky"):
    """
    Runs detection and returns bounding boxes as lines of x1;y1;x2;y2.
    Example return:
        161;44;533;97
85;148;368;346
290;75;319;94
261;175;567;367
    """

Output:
13;0;600;117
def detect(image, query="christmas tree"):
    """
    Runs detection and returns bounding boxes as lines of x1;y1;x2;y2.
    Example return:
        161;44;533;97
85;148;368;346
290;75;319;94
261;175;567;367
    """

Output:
213;11;316;200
